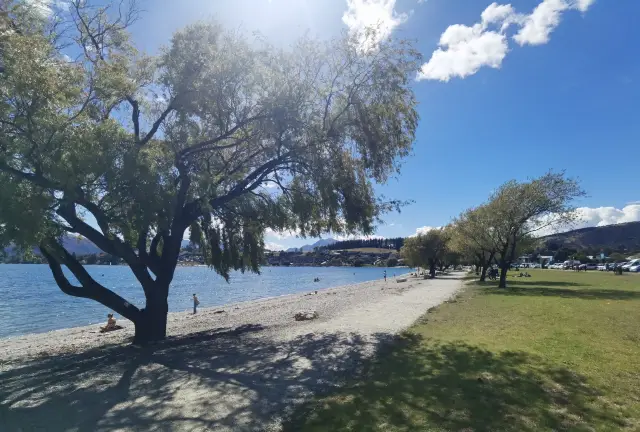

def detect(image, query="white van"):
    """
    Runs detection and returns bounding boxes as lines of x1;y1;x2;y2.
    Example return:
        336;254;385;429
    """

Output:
622;259;640;271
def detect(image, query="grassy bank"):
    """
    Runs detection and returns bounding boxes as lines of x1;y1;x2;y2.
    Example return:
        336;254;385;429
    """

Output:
285;270;640;431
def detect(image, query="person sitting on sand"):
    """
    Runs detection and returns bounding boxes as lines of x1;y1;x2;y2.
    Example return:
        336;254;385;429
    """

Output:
100;313;121;333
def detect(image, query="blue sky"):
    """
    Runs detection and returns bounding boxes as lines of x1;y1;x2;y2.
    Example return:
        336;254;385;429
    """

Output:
44;0;640;249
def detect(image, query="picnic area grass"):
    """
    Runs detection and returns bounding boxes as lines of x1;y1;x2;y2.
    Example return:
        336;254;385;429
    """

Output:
284;270;640;431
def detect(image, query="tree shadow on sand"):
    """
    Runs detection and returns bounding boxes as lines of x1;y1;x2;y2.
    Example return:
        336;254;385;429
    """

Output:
284;334;629;431
0;324;394;431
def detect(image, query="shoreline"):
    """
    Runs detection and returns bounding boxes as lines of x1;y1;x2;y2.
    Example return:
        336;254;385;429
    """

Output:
0;271;413;362
0;267;413;341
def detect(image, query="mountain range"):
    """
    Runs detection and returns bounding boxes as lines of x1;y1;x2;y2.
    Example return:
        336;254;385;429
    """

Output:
285;238;336;252
541;221;640;252
4;237;193;256
5;222;639;257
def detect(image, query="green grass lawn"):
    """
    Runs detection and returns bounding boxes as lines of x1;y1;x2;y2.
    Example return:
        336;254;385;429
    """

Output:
284;270;640;431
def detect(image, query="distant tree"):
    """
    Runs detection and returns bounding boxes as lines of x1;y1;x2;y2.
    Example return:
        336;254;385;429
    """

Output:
386;257;398;267
554;247;577;263
609;252;628;262
449;205;497;281
487;172;585;288
0;1;421;343
85;254;98;265
401;229;449;277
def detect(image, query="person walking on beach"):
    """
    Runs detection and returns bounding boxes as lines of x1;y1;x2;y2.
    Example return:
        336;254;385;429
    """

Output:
193;293;200;314
383;270;387;282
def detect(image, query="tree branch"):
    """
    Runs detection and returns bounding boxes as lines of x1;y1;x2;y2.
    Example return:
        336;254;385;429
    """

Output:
139;103;174;145
56;202;156;290
40;240;142;323
177;114;268;159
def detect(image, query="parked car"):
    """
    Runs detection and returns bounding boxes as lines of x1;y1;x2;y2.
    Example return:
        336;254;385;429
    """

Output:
597;264;607;271
622;259;640;271
563;260;581;269
585;264;598;270
629;264;640;273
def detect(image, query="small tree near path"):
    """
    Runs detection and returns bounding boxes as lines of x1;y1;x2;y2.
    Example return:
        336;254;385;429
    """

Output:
450;205;497;282
401;229;449;278
0;1;421;343
487;172;585;288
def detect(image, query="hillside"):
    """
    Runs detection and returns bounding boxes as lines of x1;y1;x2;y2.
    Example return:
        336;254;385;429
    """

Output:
286;238;337;252
541;221;640;252
3;235;102;258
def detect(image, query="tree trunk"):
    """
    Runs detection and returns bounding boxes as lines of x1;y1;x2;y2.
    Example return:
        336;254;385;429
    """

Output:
480;265;488;282
429;260;436;278
498;265;508;288
134;291;169;344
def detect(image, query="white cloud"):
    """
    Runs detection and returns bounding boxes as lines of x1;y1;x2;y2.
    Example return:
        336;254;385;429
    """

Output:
417;23;508;82
23;0;68;18
514;0;595;46
412;226;441;236
574;0;595;13
342;0;408;51
23;0;53;17
265;242;285;251
514;0;569;46
419;0;595;82
574;204;640;228
481;3;522;30
535;204;640;236
265;227;300;240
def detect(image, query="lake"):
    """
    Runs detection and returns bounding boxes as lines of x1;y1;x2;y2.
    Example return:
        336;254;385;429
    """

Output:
0;264;406;338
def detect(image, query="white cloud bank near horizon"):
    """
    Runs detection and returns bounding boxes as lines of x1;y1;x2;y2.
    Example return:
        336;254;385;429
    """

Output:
418;0;595;82
410;204;640;238
263;204;640;249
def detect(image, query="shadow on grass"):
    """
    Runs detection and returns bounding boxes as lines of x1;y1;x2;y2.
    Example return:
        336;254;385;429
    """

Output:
284;334;628;432
487;287;640;300
0;324;393;431
508;280;586;287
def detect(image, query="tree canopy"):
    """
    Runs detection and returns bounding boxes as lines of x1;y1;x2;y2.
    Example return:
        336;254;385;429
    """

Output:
401;228;450;277
0;0;421;342
446;172;584;287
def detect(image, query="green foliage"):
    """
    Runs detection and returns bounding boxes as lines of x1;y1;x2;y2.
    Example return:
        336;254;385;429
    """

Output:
401;229;449;270
386;257;398;267
0;0;421;316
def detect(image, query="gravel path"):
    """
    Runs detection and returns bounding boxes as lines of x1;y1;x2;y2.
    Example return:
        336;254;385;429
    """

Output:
0;272;464;431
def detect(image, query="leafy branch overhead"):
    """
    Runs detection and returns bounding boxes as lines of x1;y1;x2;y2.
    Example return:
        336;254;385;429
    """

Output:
0;0;421;342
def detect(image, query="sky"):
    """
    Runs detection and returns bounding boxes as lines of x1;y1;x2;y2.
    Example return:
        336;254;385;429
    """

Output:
30;0;640;250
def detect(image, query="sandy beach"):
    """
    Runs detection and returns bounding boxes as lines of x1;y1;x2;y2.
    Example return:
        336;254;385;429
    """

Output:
1;272;463;431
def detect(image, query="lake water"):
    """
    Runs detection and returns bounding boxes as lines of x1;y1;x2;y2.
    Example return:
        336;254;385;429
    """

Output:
0;264;406;338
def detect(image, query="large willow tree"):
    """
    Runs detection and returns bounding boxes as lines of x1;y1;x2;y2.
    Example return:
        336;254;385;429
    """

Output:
0;1;420;342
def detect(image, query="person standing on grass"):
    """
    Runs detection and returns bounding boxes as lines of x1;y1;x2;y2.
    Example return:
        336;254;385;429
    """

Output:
193;293;200;314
